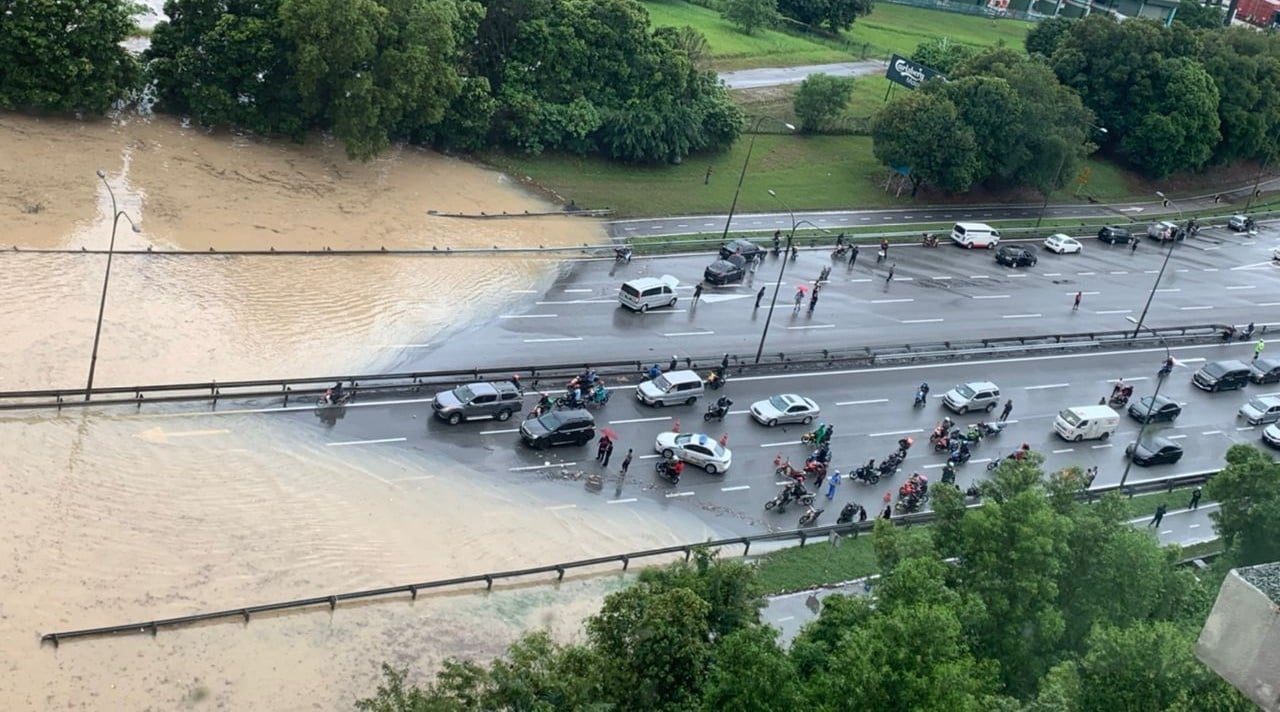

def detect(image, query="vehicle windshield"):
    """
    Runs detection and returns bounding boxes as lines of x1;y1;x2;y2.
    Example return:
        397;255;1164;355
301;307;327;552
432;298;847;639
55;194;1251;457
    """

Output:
1248;397;1269;410
537;411;564;429
653;374;674;392
1203;363;1227;377
1059;409;1083;426
454;385;476;402
768;396;790;411
954;384;977;399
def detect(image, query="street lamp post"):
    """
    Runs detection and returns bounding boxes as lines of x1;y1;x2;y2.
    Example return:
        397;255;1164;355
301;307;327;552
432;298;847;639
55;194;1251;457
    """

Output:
1131;191;1182;339
719;117;796;244
1119;316;1174;491
85;169;141;401
1036;126;1106;228
1244;152;1272;214
754;190;827;364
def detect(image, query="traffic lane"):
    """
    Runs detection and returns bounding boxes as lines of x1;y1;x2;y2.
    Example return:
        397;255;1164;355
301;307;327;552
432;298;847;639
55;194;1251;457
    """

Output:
1128;503;1221;547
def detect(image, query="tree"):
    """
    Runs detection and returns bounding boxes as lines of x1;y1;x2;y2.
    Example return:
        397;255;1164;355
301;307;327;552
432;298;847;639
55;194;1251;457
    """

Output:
1025;16;1073;58
635;547;764;640
1196;28;1280;165
700;626;801;712
0;0;143;114
1119;57;1220;177
871;91;980;194
721;0;778;35
654;25;711;69
1172;0;1224;29
911;37;976;75
1205;444;1280;567
776;0;874;33
792;73;854;133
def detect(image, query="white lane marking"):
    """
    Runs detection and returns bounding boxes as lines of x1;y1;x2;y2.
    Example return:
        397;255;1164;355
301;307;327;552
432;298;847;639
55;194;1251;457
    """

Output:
1180;306;1214;311
1227;285;1257;290
973;295;1011;300
609;416;671;424
871;298;913;304
1091;444;1113;449
838;398;889;406
1259;302;1280;307
902;318;944;323
1144;270;1159;274
1202;430;1222;435
1189;524;1200;529
665;491;695;498
639;454;661;460
1003;313;1042;319
868;428;923;437
536;299;615;305
1167;434;1187;440
1155;288;1181;293
1052;448;1074;454
1095;309;1132;315
1237;426;1255;431
523;337;583;343
897;277;915;282
1180;358;1206;363
608;498;637;504
546;504;577;511
327;437;407;447
728;409;750;415
1043;272;1061;277
760;440;802;447
921;463;944;469
849;278;873;283
1110;271;1128;275
970;458;992;465
1065;291;1100;295
1077;272;1097;276
1205;267;1220;270
379;343;433;349
721;485;751;492
479;428;520;435
1025;383;1069;390
563;288;593;293
499;314;557;319
787;324;836;330
510;289;538;294
510;462;577;472
776;616;796;623
932;276;952;280
1007;274;1027;278
970;275;991;279
663;331;715;337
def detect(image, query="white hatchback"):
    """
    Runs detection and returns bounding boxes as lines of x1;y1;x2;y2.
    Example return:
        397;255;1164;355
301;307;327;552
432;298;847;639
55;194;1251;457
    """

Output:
1044;233;1082;254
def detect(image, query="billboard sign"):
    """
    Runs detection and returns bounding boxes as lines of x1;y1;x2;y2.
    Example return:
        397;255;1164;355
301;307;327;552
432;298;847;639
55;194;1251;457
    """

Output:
885;54;943;90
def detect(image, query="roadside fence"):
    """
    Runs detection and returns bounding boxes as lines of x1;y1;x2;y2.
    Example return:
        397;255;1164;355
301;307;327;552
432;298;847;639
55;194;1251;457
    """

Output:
37;469;1218;646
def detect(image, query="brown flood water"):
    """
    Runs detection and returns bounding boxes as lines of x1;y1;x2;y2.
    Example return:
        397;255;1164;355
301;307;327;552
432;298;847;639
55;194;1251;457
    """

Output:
0;113;702;710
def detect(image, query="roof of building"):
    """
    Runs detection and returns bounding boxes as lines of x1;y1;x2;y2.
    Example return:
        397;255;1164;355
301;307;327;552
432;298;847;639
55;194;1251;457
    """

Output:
1239;561;1280;604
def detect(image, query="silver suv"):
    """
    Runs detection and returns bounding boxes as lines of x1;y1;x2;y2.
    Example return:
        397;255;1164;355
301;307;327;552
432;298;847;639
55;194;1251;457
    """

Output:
942;381;1001;414
433;382;523;424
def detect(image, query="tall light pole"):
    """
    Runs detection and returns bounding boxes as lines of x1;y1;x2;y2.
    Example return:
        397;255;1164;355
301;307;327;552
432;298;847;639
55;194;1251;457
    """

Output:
86;169;141;401
754;190;827;364
1131;191;1182;339
1244;151;1272;214
719;117;796;244
1119;316;1174;490
1036;126;1106;228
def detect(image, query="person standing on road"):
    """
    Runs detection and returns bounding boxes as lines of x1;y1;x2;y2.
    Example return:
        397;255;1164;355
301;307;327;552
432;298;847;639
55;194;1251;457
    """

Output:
1130;240;1139;255
602;439;614;467
808;292;819;314
1255;338;1266;361
755;286;766;310
886;263;895;283
999;399;1013;422
1073;291;1082;311
1085;466;1097;488
620;449;633;476
858;505;867;522
812;465;827;490
596;435;611;464
880;504;892;520
825;469;842;499
794;288;804;313
692;282;703;303
849;244;859;267
1188;487;1202;510
1149;503;1168;528
881;238;889;255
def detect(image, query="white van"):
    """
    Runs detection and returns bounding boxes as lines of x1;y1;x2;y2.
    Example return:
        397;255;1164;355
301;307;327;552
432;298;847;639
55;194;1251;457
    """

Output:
1054;405;1120;442
636;369;704;406
950;222;1001;249
619;275;679;312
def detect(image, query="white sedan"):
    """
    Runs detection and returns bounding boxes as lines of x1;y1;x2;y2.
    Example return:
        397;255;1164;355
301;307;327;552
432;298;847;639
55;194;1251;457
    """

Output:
750;394;820;426
1044;233;1082;254
654;432;732;474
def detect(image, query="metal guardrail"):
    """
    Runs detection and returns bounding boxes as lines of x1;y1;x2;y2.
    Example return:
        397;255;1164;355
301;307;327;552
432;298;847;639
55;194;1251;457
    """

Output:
0;324;1229;411
38;468;1218;646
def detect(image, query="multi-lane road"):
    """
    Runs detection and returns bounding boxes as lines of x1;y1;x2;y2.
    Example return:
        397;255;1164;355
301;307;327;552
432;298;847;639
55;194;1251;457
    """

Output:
409;223;1279;372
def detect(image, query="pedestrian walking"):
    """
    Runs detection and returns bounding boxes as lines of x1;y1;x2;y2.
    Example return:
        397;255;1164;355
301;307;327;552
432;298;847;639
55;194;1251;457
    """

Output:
620;449;633;476
596;435;611;463
793;288;804;313
1255;338;1266;360
669;355;678;371
858;505;867;522
821;266;831;282
880;504;892;520
692;282;703;303
721;353;730;371
1149;502;1168;528
1130;240;1139;254
808;292;818;314
825;469;842;499
876;248;886;264
999;399;1013;422
813;466;827;490
885;263;896;283
880;238;889;255
1073;291;1082;311
1188;487;1201;510
755;286;766;310
602;440;614;467
849;244;859;266
789;245;798;261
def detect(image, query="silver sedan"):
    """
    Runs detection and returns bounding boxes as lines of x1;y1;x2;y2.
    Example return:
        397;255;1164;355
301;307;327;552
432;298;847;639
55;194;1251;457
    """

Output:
750;394;820;427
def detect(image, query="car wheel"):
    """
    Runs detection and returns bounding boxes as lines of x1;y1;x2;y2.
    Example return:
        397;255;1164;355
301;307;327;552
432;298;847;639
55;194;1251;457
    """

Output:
686;397;697;406
668;298;677;307
496;410;512;422
959;405;969;414
768;418;778;427
654;400;665;407
985;402;997;413
447;413;463;425
1073;434;1083;442
578;435;590;446
662;448;674;459
1100;431;1111;440
802;415;813;425
705;464;718;475
639;303;649;313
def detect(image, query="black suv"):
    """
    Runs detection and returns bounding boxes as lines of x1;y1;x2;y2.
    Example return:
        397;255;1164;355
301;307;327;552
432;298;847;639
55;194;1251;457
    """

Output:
704;254;747;285
995;244;1037;267
1097;226;1131;244
719;238;762;261
520;408;596;448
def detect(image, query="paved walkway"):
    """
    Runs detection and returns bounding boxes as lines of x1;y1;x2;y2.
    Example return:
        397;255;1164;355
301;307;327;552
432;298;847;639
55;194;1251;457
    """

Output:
718;61;887;90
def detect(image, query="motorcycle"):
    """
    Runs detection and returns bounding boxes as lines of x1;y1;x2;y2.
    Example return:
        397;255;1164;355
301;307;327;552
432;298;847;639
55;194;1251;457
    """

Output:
931;437;951;453
614;246;633;263
706;367;727;390
949;426;982;445
832;244;849;259
806;446;832;466
656;459;683;484
914;389;928;408
976;421;1004;438
804;460;828;481
896;437;914;459
878;454;902;476
1108;385;1133;409
703;399;732;422
765;484;814;511
318;389;353;408
896;493;926;513
585;385;610;408
921;234;940;248
948;445;971;465
941;462;957;485
775;460;806;482
836;502;858;524
798;505;825;527
851;462;881;485
527;396;554;420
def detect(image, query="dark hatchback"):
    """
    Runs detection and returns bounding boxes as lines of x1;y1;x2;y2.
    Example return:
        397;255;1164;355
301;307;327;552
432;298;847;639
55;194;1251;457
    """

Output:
1250;357;1280;384
719;238;762;261
1127;394;1182;423
995;245;1038;267
1126;437;1184;466
1097;226;1132;244
519;409;595;448
704;254;747;285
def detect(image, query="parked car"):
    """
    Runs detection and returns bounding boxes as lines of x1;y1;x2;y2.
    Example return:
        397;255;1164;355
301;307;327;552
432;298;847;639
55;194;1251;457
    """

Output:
1262;422;1280;449
750;394;820;426
433;381;524;424
619;275;679;313
519;408;596;448
1228;214;1255;232
636;369;704;407
654;432;732;474
703;254;747;285
942;381;1001;414
719;238;762;261
1147;220;1184;242
950;222;1000;249
1251;358;1280;384
1044;233;1082;254
1239;395;1280;426
1192;360;1252;392
1125;437;1184;466
1127;394;1181;423
1097;226;1132;244
995;245;1038;267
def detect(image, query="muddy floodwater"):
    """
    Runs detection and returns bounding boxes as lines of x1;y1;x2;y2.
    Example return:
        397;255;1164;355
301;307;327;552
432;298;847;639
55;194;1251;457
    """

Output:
0;113;704;710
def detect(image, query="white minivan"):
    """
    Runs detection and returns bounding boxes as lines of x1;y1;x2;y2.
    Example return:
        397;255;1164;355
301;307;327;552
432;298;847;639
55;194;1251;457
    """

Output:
619;275;679;312
636;369;704;407
1054;405;1120;442
950;222;1001;249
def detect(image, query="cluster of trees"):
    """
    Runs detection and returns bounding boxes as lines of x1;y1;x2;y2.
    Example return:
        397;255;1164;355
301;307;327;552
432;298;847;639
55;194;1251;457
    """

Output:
356;446;1280;712
1;0;741;163
871;46;1095;197
721;0;874;35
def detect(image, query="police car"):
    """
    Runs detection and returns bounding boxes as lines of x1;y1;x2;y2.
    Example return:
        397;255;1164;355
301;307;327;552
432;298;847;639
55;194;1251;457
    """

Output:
654;432;733;474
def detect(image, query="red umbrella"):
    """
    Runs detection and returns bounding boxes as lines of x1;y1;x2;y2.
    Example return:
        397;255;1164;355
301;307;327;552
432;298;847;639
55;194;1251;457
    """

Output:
795;284;809;293
599;427;620;441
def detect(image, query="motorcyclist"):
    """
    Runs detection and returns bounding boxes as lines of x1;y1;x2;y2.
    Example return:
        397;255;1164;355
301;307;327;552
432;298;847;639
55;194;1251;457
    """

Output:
327;381;345;404
818;423;834;446
1159;356;1175;377
897;436;914;455
856;458;876;480
941;461;957;485
713;395;732;418
1243;322;1256;340
536;392;554;416
950;442;971;463
809;443;832;465
647;363;662;380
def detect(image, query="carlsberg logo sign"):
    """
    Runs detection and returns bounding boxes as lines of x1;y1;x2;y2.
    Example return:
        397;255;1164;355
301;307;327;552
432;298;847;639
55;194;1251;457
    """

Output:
885;54;943;90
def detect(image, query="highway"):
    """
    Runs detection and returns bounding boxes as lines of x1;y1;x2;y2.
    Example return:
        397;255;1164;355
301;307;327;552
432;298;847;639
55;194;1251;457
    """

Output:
717;61;886;90
407;223;1279;371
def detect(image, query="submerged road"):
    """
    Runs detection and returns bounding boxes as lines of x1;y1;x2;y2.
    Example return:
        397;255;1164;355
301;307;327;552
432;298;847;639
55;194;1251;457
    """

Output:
407;223;1279;371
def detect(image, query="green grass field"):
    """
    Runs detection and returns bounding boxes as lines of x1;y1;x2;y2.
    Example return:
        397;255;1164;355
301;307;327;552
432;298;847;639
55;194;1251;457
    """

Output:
844;3;1033;58
642;0;851;69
